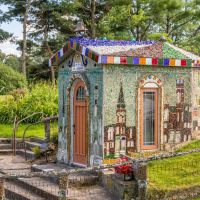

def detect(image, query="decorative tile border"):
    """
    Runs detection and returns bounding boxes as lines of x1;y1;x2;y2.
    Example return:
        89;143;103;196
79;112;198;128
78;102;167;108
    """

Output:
98;55;191;67
193;60;200;67
49;40;194;68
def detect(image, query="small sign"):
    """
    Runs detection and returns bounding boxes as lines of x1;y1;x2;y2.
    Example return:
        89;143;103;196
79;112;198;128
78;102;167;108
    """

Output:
72;63;85;72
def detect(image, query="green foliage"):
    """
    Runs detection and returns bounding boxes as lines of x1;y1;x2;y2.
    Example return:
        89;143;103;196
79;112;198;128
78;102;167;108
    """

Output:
104;154;115;159
0;82;58;123
0;0;200;77
32;146;41;155
0;123;58;138
147;33;173;42
0;28;11;42
0;62;27;95
4;54;21;72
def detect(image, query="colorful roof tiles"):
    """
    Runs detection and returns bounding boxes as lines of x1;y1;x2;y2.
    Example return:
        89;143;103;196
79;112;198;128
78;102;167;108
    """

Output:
49;37;200;68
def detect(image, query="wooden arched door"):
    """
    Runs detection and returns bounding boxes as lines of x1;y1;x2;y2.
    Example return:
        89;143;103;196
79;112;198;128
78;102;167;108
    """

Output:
73;80;88;165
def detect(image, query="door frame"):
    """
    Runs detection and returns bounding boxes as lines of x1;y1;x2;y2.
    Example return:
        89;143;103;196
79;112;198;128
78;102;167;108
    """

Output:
69;77;89;166
140;88;159;150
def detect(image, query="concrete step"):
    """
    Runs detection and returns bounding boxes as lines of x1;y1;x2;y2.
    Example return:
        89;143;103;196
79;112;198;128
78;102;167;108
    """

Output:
24;141;46;151
0;143;12;150
0;149;13;155
16;149;37;160
29;137;46;144
68;172;99;187
0;149;37;160
5;180;46;200
0;138;11;144
31;164;98;186
67;185;114;200
12;177;59;200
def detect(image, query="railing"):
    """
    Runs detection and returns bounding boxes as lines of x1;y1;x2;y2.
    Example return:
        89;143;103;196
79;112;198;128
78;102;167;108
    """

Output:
22;116;58;161
12;112;45;156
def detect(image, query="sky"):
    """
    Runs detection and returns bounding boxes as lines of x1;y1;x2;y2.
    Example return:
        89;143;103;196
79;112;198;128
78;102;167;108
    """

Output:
0;5;22;56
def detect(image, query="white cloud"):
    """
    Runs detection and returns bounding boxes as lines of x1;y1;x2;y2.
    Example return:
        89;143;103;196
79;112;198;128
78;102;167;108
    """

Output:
0;41;21;57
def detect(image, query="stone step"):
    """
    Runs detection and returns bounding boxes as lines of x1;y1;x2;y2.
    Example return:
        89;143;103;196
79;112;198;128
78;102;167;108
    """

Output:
12;177;59;200
0;149;13;155
0;149;37;160
5;180;46;200
31;164;99;187
68;172;99;187
67;185;114;200
0;138;11;144
16;149;37;160
24;141;46;151
0;143;12;150
29;137;46;144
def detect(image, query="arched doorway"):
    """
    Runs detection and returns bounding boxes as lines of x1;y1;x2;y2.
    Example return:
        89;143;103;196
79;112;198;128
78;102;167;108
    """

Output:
73;79;88;165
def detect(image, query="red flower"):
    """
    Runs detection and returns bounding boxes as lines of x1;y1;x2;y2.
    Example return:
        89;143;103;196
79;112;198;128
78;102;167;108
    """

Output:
114;157;133;174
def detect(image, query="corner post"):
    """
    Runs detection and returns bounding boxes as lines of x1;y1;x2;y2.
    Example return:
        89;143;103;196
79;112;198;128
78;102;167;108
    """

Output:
0;179;5;200
44;120;51;142
58;173;68;200
133;162;147;200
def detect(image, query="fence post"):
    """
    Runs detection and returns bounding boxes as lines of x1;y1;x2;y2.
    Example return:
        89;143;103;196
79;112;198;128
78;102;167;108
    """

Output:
133;162;147;200
44;120;50;142
58;173;68;200
0;179;5;200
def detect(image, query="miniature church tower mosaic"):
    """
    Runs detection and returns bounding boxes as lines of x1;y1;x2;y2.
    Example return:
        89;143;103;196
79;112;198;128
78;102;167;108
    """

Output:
104;83;136;158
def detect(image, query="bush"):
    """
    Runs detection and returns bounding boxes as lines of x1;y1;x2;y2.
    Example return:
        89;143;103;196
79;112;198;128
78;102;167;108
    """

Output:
0;82;58;123
0;62;27;95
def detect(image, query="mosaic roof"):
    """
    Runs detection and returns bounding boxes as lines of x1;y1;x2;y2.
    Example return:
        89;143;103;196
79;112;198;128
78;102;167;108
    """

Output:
49;37;200;67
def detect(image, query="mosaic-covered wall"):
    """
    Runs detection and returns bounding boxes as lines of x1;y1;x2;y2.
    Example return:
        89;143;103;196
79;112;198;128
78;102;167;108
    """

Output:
57;53;103;166
192;69;200;139
103;65;192;157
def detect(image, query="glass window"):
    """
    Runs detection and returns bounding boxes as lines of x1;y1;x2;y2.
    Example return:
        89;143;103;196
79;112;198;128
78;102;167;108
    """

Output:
143;92;155;146
76;86;85;101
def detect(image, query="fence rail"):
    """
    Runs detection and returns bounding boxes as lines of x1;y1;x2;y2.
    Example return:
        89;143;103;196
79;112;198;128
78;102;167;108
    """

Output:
0;149;200;200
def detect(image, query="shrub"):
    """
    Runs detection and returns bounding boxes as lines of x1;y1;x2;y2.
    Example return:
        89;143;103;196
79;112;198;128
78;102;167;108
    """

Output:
0;62;27;95
32;146;41;155
0;82;58;123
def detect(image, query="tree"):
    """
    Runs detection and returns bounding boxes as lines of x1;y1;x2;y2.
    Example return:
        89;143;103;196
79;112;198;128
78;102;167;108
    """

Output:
4;54;21;72
0;0;32;78
0;62;27;95
99;0;166;41
61;0;121;38
28;0;67;84
0;29;11;42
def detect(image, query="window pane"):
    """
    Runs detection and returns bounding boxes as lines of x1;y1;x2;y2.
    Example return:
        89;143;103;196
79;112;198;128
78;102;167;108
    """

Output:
76;86;85;101
143;92;155;145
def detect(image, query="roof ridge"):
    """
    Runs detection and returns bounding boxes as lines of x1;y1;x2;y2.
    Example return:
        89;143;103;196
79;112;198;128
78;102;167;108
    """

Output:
166;42;200;61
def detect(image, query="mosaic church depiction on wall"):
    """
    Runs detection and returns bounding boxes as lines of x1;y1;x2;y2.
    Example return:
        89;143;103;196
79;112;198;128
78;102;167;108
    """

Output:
49;37;200;166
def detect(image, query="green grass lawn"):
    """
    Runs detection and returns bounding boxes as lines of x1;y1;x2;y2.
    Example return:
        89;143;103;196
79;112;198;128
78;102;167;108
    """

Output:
176;140;200;152
0;123;58;138
0;95;13;102
148;140;200;199
148;152;200;190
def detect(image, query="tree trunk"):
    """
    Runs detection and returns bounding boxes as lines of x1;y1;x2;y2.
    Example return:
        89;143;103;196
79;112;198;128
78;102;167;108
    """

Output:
21;0;31;78
44;26;55;85
166;14;170;34
91;0;96;38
